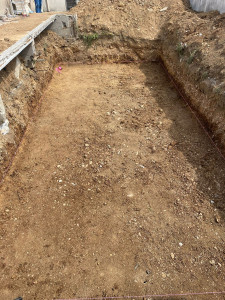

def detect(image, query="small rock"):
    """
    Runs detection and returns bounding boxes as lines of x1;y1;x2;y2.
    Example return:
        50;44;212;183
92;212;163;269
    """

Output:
160;7;168;12
215;217;220;223
127;192;134;198
210;260;216;265
152;146;156;153
143;280;148;284
171;253;175;259
162;272;167;278
179;242;183;247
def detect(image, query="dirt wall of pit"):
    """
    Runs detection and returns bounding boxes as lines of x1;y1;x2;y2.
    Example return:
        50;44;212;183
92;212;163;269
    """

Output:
0;31;77;181
160;11;225;153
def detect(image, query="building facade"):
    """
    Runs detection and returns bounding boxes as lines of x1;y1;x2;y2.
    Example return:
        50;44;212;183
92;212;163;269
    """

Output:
0;0;77;15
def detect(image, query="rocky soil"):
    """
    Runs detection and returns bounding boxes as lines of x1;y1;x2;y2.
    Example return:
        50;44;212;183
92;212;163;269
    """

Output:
0;1;224;299
0;62;224;300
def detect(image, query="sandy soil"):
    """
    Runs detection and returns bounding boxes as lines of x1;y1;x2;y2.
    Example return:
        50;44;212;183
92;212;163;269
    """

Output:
0;63;224;300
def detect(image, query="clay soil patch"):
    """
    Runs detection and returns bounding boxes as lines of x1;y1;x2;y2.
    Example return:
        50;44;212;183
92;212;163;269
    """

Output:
0;63;224;300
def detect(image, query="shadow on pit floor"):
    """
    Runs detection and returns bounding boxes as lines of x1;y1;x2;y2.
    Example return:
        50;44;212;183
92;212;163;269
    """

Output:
139;61;225;224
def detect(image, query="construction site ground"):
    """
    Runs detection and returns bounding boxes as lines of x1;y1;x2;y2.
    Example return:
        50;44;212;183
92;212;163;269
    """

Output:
0;13;60;53
0;62;224;299
0;1;225;300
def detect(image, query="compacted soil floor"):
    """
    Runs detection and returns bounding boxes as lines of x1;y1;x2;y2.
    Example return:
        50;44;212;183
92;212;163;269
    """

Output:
0;63;224;300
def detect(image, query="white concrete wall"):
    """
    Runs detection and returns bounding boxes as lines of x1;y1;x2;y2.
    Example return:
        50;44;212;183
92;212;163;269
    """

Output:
190;0;225;13
0;0;10;15
43;0;67;12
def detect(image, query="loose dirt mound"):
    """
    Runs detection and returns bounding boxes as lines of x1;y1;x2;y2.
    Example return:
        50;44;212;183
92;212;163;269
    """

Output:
70;0;187;39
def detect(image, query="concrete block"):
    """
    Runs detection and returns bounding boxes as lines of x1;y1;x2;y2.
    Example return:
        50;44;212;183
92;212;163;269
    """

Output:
20;40;36;67
48;15;77;38
15;57;21;79
0;94;6;124
0;94;9;135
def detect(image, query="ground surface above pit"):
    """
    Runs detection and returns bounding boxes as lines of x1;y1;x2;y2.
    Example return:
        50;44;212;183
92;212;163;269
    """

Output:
0;12;60;53
0;63;224;300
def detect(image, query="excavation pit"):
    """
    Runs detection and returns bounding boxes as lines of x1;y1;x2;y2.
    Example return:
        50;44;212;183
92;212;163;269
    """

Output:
0;61;224;299
0;2;225;298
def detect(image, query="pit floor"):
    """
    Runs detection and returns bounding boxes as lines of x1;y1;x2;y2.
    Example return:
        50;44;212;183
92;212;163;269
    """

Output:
0;63;224;300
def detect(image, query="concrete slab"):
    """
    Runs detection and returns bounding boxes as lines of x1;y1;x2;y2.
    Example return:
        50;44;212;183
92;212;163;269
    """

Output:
0;12;62;54
0;14;77;71
0;14;57;71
